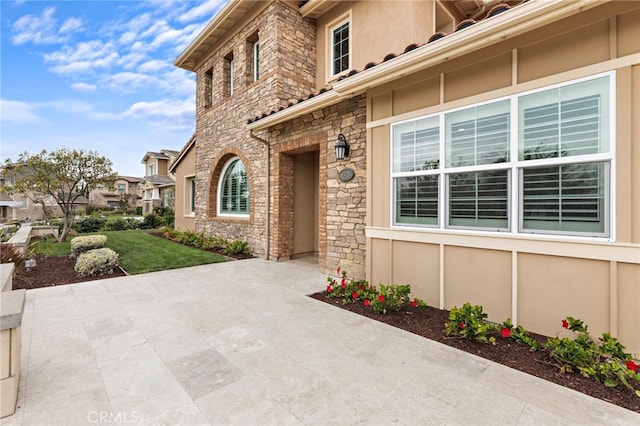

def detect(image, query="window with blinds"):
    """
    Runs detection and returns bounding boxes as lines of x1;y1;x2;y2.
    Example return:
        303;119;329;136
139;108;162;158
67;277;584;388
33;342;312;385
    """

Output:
219;158;249;216
390;73;612;237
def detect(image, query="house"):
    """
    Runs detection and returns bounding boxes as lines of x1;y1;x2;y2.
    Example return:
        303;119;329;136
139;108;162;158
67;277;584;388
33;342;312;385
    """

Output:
0;170;87;222
174;0;640;355
169;134;196;230
141;150;179;215
89;176;143;211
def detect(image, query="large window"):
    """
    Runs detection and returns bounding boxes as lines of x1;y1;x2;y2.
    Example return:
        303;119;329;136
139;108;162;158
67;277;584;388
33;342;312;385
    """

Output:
218;157;249;216
391;74;612;238
330;18;350;77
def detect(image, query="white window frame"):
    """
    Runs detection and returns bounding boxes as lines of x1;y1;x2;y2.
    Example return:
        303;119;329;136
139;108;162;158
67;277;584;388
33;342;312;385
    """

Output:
327;12;351;80
253;42;260;82
185;174;196;217
390;72;615;240
229;58;235;96
217;157;249;218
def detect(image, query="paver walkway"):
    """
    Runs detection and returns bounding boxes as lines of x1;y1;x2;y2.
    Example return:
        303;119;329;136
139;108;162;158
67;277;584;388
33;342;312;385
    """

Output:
2;258;639;425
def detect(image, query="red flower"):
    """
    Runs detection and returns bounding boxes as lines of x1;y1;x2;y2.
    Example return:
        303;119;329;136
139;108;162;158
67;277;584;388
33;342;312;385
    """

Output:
562;319;569;329
411;299;418;308
501;328;511;338
326;285;332;293
626;360;638;372
459;322;465;329
364;300;370;307
341;278;347;289
352;291;358;299
378;294;385;303
359;284;365;290
337;267;341;275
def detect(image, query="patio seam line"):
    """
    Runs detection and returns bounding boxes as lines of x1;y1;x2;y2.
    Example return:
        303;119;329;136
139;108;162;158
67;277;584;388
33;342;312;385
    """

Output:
71;283;118;417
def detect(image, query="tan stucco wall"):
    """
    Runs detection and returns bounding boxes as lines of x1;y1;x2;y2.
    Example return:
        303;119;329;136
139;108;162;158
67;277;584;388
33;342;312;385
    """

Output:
173;145;196;231
365;2;640;355
315;1;436;89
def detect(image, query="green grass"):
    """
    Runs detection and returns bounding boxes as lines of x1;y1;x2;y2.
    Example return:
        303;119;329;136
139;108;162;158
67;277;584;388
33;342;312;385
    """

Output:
31;230;229;275
32;239;71;257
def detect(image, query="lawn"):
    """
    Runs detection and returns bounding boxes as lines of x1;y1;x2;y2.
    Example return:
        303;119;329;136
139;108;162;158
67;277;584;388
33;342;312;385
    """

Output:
33;230;229;274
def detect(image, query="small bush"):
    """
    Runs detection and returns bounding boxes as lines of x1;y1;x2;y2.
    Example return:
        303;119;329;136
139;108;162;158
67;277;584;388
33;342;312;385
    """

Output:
70;235;107;258
140;214;163;229
223;240;250;256
73;216;106;233
444;303;498;344
0;243;25;265
74;248;119;277
104;217;141;231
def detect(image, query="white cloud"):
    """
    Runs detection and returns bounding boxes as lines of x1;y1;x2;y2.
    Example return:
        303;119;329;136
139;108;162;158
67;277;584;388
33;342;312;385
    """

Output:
122;98;195;131
178;0;226;23
71;83;97;92
0;99;42;125
44;40;119;75
59;17;82;34
102;72;156;93
138;60;168;73
11;7;82;45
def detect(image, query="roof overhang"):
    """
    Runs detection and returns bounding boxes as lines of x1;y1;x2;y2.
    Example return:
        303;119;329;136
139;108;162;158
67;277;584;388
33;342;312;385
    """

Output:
168;133;196;173
0;201;25;208
299;0;339;18
247;0;605;131
174;0;265;72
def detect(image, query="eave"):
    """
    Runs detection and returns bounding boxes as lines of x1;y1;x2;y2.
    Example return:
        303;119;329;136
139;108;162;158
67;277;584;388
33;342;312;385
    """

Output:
299;0;339;18
174;0;263;72
247;0;606;131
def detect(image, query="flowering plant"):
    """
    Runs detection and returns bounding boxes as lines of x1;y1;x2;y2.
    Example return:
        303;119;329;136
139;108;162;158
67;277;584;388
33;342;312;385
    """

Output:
545;317;640;395
444;303;497;344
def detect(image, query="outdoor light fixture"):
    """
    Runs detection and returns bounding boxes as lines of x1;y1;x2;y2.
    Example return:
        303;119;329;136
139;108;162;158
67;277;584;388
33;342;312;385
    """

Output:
334;134;350;161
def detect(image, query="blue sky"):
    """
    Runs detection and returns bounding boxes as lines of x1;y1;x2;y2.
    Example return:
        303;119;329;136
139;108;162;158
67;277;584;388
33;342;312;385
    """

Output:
1;0;226;177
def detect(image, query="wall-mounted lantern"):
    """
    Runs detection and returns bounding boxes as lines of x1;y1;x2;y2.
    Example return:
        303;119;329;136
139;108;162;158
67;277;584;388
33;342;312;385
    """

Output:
334;134;350;161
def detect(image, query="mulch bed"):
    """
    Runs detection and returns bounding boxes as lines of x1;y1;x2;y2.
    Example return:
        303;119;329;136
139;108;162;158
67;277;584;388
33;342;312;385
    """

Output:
309;292;640;414
12;255;127;290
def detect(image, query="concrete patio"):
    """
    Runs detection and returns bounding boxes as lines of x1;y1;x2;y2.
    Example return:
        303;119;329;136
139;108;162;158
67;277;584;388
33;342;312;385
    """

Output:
2;258;639;425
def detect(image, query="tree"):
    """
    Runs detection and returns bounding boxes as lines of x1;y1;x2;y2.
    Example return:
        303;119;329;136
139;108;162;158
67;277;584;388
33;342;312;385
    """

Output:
1;148;118;242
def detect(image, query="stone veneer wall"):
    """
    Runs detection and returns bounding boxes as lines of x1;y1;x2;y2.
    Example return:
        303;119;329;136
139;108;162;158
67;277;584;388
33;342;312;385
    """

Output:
268;95;367;278
194;2;317;258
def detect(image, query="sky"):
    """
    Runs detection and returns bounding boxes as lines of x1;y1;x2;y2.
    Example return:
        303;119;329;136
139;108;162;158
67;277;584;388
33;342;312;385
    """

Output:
1;0;227;177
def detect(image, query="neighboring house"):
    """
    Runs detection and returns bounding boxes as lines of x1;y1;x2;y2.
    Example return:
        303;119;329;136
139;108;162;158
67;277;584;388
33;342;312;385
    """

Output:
0;170;87;221
141;150;178;215
174;0;640;355
169;134;196;231
89;176;143;210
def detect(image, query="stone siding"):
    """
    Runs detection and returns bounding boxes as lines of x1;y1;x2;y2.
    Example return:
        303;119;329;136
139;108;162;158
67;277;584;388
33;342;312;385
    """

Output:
194;2;317;258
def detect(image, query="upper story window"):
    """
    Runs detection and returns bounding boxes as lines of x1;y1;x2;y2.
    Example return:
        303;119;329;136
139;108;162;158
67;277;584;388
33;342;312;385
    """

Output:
147;164;154;176
329;16;350;77
392;73;613;238
224;52;234;97
117;184;126;193
247;32;260;83
218;157;249;216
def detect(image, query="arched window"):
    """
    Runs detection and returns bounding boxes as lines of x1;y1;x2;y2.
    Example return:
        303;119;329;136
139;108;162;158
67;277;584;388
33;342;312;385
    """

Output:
218;157;249;216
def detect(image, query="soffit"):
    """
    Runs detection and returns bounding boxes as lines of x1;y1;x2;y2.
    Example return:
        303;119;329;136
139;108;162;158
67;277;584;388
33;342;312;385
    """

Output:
299;0;339;18
175;0;262;72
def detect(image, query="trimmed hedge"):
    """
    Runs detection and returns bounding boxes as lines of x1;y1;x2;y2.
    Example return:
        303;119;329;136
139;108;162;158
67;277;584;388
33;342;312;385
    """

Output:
74;248;119;277
70;235;107;259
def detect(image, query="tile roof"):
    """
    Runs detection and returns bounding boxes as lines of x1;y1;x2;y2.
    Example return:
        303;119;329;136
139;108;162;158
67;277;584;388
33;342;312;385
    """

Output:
248;1;525;126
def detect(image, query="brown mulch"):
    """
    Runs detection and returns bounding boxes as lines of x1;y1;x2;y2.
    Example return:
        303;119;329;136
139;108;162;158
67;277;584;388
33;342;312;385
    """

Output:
12;255;126;290
309;292;640;414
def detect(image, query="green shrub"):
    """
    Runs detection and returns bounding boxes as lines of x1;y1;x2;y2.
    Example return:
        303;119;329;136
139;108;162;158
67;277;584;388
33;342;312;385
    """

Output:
73;216;106;233
104;217;140;231
74;248;119;277
135;207;142;215
70;235;107;258
444;303;498;344
223;240;250;256
140;214;163;229
369;284;412;314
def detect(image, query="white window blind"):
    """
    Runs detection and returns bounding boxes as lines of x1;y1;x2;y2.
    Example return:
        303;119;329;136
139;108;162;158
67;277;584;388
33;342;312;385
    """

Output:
219;158;249;215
